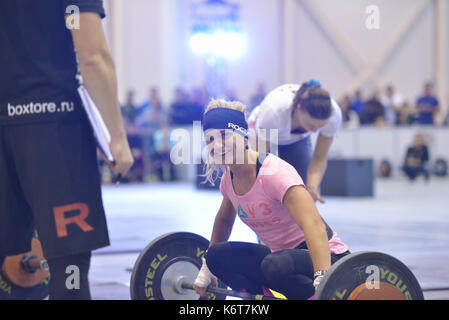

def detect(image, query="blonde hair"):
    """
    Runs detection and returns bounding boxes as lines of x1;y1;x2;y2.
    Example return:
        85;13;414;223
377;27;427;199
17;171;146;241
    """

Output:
203;99;246;185
204;98;246;114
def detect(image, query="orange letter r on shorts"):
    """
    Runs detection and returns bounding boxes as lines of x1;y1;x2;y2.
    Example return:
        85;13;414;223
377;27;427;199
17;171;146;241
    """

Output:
53;203;94;238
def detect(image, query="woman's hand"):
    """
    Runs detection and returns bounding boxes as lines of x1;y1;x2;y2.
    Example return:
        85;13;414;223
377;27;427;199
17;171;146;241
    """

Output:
193;258;217;298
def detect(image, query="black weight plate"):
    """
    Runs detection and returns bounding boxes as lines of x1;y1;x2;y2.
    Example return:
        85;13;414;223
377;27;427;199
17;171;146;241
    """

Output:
0;233;49;300
130;232;227;300
315;251;424;300
0;268;50;300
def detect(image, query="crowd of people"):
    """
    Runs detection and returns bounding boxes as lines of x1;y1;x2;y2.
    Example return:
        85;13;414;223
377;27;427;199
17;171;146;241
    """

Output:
114;81;448;183
339;82;444;128
112;83;269;183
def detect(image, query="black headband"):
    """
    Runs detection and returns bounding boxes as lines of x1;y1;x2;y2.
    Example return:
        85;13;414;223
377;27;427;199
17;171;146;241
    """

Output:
202;108;248;137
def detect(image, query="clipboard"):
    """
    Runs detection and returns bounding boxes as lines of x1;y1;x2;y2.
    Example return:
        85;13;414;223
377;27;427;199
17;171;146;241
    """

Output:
77;86;114;163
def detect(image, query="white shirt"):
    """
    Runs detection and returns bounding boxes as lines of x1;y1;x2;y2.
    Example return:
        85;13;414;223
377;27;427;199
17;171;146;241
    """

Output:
381;93;403;125
248;84;342;145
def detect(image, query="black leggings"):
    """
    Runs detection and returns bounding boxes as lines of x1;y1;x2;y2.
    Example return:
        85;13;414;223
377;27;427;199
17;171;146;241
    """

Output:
206;242;349;300
47;252;92;300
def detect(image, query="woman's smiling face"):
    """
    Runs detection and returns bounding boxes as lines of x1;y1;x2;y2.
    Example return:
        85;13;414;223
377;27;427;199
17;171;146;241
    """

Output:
205;129;248;165
205;129;234;161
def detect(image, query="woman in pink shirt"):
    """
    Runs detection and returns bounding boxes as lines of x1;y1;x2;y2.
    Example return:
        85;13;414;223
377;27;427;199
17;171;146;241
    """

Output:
193;99;349;300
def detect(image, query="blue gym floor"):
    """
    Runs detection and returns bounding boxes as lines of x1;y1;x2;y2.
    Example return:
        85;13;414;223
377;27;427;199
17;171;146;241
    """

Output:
88;177;449;300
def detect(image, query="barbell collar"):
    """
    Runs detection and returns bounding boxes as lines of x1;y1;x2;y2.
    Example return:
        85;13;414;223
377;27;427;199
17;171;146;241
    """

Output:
21;255;49;273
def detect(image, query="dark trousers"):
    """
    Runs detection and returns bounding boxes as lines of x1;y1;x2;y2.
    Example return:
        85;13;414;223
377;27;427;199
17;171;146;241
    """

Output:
206;241;349;300
47;251;92;300
402;165;429;180
277;136;313;184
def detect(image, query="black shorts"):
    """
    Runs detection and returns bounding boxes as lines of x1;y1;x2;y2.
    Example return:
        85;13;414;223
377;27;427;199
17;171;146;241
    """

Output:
0;117;110;259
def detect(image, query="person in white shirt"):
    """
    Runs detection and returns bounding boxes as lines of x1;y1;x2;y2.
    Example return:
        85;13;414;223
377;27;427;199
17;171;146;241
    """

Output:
248;80;342;204
381;85;403;125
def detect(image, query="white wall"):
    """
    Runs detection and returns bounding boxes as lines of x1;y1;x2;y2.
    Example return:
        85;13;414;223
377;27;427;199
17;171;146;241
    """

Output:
119;0;165;103
102;0;176;106
225;0;283;101
103;0;448;116
291;0;435;102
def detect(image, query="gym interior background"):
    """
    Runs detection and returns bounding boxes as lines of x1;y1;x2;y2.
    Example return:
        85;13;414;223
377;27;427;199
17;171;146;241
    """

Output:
9;0;449;300
86;0;449;300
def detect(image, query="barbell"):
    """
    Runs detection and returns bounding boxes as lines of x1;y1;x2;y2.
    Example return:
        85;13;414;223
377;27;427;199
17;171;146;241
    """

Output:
130;232;425;300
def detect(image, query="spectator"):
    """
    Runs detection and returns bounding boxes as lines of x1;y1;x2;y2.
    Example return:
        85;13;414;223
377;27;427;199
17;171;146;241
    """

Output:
339;94;360;129
169;87;191;125
247;82;266;116
121;89;139;123
397;100;415;125
373;116;390;127
381;84;403;125
360;89;385;125
137;87;166;131
350;89;365;116
415;82;439;125
139;87;163;113
402;134;430;181
153;122;176;182
189;88;207;122
125;118;144;183
192;86;209;108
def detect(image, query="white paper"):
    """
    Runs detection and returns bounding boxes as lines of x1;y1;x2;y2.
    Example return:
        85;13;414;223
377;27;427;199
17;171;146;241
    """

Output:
78;86;114;163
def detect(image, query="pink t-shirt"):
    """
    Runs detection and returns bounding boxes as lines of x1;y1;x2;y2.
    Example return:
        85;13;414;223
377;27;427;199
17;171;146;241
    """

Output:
220;154;348;254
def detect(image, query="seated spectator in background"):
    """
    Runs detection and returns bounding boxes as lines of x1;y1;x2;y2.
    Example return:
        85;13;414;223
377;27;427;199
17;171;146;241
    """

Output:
121;89;140;123
192;86;209;108
402;134;430;181
360;89;385;125
397;100;415;125
247;82;266;116
350;89;365;116
153;122;176;182
381;84;403;125
137;87;166;132
373;116;389;127
169;87;205;125
339;94;360;129
415;82;439;125
169;87;190;125
189;88;207;122
140;87;163;113
124;118;144;182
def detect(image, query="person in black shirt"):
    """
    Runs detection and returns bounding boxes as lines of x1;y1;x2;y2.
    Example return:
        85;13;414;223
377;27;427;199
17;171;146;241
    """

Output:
360;89;385;126
0;0;134;299
402;134;430;181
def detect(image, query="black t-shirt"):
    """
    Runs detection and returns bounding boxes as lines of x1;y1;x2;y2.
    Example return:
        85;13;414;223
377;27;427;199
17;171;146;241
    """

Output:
405;145;429;166
0;0;105;125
